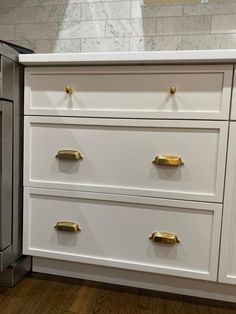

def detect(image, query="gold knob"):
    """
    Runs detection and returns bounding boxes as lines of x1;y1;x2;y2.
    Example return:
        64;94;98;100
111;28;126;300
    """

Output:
55;221;81;232
65;84;73;94
152;155;184;166
169;85;176;95
149;232;180;245
56;149;83;160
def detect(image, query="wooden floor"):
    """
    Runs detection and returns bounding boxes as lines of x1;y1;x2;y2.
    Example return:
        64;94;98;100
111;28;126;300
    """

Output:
0;273;235;314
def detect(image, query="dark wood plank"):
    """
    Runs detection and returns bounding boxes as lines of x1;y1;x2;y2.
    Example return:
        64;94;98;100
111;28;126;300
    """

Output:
0;273;235;314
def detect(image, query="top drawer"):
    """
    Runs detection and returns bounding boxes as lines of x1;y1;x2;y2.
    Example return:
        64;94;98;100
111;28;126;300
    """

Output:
24;65;233;120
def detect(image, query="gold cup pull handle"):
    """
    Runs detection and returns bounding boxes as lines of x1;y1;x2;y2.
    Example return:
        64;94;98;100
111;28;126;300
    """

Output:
153;155;184;166
56;149;83;160
149;232;180;245
55;221;81;233
170;85;176;95
65;84;73;94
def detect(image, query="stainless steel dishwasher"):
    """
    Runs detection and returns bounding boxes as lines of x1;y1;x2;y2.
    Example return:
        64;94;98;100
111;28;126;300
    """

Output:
0;42;31;286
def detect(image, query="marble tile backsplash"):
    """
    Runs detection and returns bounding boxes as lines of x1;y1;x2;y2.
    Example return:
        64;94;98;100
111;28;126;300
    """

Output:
0;0;236;52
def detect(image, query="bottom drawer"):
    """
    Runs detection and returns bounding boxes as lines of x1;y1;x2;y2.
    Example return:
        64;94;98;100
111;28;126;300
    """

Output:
23;188;221;281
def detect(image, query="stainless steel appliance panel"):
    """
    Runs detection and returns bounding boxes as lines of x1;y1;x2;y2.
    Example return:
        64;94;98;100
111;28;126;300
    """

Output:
0;101;13;251
0;56;14;101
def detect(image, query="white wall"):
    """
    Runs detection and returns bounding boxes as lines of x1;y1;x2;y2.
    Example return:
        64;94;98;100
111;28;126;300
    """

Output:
0;0;236;53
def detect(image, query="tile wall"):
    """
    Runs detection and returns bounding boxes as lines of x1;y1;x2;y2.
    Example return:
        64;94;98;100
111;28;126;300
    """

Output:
0;0;236;53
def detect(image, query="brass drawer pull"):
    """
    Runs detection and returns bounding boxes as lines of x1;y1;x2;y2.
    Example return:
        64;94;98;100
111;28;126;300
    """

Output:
65;84;73;94
169;85;176;95
55;221;81;232
152;155;184;166
56;150;83;160
149;232;180;245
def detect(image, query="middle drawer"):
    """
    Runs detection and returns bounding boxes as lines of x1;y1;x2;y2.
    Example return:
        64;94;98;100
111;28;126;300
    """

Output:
24;117;228;202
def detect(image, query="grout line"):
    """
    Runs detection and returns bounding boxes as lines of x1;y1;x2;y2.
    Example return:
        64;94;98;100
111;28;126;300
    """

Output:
180;34;183;50
105;19;107;37
155;17;157;37
209;15;212;33
129;0;132;19
128;0;132;51
18;15;228;23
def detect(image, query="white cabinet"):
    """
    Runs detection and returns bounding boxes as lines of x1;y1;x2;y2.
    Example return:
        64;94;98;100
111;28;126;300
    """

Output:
218;68;236;284
23;63;233;286
219;122;236;284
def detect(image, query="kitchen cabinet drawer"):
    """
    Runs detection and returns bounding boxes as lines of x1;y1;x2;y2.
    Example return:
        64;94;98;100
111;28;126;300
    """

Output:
23;187;222;281
24;116;228;202
24;65;232;120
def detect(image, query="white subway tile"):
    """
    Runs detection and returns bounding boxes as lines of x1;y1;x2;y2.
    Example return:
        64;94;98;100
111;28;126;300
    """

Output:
1;0;236;53
0;7;36;24
0;25;14;40
131;2;183;18
0;8;15;24
81;37;129;52
35;39;81;52
36;4;81;22
15;23;58;40
130;35;182;51
0;0;14;7
184;3;236;16
82;2;130;20
157;16;211;35
58;21;105;38
211;15;236;34
106;18;156;37
182;33;236;49
14;7;36;23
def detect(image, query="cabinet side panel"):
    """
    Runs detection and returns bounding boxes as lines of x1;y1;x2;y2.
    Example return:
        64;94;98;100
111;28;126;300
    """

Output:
219;122;236;284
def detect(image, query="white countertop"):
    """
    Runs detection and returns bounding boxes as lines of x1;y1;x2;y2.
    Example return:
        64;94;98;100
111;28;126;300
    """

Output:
19;50;236;66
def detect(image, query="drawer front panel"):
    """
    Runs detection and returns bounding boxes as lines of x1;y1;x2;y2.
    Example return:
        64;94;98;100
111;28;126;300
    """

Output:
24;65;232;120
24;117;228;202
23;188;221;281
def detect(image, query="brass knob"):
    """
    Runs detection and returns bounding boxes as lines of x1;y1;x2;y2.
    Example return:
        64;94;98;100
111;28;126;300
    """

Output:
65;84;73;94
149;232;180;245
169;85;176;95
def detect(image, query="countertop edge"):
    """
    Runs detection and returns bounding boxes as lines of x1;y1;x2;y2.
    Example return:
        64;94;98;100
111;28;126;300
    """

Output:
19;50;236;66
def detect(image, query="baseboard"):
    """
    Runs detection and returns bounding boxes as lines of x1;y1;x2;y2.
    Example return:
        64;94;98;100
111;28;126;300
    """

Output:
33;257;236;302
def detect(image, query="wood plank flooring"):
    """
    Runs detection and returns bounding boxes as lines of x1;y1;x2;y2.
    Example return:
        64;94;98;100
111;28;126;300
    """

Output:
0;273;235;314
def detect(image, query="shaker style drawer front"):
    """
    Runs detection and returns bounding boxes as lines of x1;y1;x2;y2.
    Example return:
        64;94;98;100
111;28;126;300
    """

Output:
219;122;236;284
24;65;233;120
23;188;222;281
230;67;236;120
24;117;228;202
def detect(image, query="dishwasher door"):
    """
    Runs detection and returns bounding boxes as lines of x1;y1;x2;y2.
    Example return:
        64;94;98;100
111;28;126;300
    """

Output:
0;100;12;251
